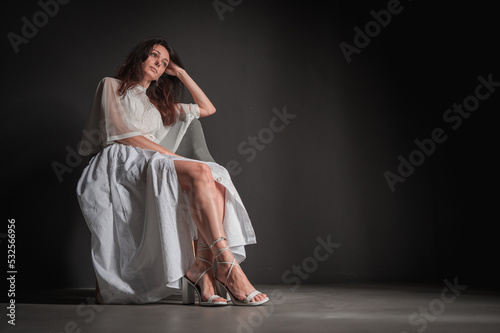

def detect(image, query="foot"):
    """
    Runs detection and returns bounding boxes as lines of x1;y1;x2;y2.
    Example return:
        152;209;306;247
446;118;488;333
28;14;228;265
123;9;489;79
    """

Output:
186;259;226;303
215;250;267;303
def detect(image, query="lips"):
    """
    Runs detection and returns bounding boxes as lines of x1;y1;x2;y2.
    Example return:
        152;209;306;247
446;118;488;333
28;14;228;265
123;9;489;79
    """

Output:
150;66;158;74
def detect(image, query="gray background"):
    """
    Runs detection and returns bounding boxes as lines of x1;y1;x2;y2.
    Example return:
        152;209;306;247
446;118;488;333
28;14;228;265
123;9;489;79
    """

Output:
2;0;498;296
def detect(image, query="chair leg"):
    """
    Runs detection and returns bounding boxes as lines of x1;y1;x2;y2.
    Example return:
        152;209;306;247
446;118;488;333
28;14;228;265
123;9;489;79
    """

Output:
95;279;103;304
182;277;195;304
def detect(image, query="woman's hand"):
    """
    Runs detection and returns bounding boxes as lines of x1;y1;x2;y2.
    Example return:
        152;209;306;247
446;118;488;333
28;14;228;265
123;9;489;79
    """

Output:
165;61;216;118
116;135;181;156
165;61;184;77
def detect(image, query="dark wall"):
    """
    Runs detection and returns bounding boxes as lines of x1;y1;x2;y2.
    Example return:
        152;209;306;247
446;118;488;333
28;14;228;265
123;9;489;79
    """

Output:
3;0;498;294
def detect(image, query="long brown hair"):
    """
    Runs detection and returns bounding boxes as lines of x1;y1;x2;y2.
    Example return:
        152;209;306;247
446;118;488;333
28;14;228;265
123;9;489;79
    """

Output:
115;38;185;126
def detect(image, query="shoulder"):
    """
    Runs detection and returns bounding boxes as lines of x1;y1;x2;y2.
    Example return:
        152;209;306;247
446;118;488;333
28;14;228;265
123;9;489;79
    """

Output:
99;77;122;89
94;77;125;99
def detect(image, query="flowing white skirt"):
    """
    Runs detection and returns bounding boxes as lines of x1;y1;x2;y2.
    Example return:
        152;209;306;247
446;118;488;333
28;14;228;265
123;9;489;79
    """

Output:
76;143;256;304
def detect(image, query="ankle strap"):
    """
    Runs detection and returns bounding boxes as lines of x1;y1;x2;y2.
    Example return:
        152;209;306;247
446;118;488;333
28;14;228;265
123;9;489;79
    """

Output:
212;247;229;260
209;236;227;250
210;236;232;261
195;256;212;265
196;240;210;253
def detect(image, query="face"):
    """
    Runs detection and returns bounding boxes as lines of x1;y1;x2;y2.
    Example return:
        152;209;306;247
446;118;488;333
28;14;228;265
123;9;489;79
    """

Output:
141;44;170;82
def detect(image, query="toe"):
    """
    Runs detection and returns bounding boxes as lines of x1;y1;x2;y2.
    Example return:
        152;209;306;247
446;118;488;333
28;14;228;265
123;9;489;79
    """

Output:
251;292;267;302
203;294;227;303
215;296;227;303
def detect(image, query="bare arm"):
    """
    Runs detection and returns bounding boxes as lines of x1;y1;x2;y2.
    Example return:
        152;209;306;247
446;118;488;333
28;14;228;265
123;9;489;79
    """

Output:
166;63;216;118
117;62;215;153
116;135;182;156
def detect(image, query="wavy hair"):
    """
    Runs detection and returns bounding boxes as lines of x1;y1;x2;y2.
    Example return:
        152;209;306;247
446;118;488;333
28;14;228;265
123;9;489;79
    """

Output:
115;38;185;126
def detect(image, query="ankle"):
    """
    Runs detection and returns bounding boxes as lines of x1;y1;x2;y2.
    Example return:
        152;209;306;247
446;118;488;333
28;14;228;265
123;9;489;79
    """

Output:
215;249;234;263
209;237;229;256
195;251;214;263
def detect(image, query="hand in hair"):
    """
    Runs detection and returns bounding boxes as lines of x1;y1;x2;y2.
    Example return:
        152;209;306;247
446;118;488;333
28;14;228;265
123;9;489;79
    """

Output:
165;60;184;77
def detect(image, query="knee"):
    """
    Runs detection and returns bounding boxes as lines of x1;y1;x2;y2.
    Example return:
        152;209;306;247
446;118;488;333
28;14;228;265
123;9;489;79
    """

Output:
190;163;214;187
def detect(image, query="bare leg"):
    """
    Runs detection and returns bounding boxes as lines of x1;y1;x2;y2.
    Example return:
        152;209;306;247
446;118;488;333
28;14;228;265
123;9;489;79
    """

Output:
194;180;225;258
174;160;266;303
185;232;225;302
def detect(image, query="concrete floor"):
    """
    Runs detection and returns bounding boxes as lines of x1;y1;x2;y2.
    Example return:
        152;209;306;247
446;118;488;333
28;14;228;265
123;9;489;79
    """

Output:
3;284;500;333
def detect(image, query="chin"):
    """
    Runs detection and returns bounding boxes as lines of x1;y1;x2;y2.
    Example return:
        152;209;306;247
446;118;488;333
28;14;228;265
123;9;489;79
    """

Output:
143;74;156;82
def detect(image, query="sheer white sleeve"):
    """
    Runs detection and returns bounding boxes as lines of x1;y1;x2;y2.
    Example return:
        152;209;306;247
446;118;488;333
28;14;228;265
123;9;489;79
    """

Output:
177;103;201;120
155;103;201;153
78;77;143;156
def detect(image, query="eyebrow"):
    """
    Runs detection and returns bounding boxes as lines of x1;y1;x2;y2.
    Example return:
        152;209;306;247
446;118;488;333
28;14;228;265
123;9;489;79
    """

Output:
152;49;169;63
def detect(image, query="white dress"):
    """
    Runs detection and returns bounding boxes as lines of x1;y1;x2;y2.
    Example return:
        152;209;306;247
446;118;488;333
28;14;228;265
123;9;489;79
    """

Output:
76;77;256;304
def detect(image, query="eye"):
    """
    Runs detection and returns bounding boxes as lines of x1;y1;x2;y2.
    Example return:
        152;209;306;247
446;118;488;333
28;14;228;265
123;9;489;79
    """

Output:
151;52;158;58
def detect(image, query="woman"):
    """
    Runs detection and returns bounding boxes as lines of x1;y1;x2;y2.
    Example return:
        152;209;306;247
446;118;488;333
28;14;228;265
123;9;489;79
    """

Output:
76;38;268;306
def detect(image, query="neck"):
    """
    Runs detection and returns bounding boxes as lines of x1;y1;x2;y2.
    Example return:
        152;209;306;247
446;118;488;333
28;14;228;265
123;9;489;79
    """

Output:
138;79;151;89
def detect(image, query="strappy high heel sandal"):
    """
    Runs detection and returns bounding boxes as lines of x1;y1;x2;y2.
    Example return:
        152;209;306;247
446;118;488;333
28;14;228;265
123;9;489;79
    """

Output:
210;236;269;306
182;240;228;306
